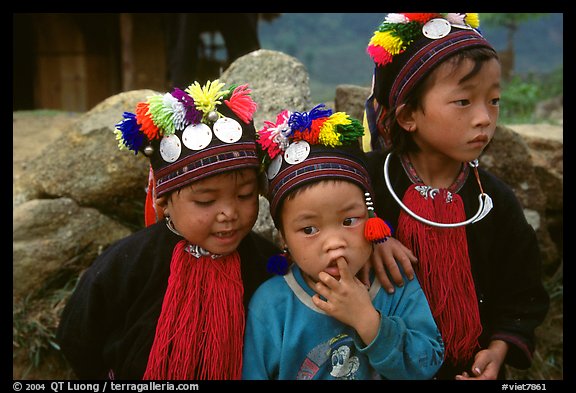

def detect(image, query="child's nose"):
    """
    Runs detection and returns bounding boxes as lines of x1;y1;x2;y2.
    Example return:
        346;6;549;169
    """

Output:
323;231;347;252
217;206;238;221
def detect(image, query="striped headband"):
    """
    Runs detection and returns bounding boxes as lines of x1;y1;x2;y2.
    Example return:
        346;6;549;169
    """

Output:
389;29;491;109
268;155;372;221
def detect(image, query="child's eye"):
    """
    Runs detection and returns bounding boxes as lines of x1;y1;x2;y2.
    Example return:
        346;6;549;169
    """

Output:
343;217;359;226
194;200;214;206
302;226;319;235
491;98;500;106
455;99;470;106
238;190;256;200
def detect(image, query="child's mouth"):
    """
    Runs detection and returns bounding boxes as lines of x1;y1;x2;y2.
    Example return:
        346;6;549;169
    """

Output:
214;230;236;239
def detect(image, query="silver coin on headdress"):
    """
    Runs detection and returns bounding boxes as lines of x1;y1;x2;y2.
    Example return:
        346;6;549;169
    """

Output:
284;140;310;165
213;117;243;143
267;155;283;180
159;134;182;163
422;18;451;39
182;123;213;151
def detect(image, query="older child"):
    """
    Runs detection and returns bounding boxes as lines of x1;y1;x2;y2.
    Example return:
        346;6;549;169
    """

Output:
242;105;444;380
364;13;550;379
56;80;279;380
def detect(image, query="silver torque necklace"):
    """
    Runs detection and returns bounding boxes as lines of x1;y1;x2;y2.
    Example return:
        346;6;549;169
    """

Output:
166;217;223;259
383;152;493;228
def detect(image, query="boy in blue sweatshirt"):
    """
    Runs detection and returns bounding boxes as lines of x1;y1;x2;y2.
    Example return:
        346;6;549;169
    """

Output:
242;105;444;380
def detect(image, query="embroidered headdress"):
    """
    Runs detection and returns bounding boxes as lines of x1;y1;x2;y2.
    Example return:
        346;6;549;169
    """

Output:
365;13;495;150
115;79;258;203
258;104;391;247
114;80;258;380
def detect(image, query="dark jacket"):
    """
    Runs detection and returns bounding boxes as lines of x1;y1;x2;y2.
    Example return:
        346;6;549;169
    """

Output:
367;151;550;379
56;221;279;379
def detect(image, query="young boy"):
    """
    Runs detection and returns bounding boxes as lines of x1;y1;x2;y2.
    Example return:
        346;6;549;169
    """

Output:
241;105;444;380
364;13;550;379
56;80;279;380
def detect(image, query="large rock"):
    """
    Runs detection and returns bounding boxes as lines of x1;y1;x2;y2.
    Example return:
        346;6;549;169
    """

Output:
14;90;157;227
334;84;371;122
480;125;560;270
220;49;312;128
13;197;132;299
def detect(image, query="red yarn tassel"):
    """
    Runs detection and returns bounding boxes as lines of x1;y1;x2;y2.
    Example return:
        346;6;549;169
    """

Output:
397;185;482;365
364;210;392;243
144;240;245;379
144;166;159;227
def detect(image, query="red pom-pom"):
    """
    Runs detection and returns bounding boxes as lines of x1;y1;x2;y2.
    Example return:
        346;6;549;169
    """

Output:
364;213;392;243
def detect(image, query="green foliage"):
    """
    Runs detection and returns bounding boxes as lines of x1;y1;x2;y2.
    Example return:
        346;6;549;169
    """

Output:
499;65;563;124
481;13;549;27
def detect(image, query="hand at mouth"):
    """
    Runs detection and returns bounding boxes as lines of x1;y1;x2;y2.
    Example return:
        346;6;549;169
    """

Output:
323;257;346;280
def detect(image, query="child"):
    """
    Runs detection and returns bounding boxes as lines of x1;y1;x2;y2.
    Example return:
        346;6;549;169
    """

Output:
364;13;550;379
241;105;444;380
56;80;280;380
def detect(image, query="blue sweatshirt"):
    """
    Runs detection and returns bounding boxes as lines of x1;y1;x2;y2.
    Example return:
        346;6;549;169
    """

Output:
242;264;444;380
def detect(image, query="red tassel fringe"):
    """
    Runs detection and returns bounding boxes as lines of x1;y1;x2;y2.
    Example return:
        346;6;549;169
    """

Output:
143;240;245;380
364;214;392;243
397;185;482;365
144;166;158;227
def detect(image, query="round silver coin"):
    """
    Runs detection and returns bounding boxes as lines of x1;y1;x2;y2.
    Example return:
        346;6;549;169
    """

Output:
284;140;310;165
422;18;451;39
267;154;283;180
182;123;213;151
159;134;182;163
213;117;243;143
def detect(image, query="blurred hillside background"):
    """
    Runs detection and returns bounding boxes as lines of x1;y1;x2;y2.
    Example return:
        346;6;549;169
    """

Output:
258;13;563;124
259;13;563;102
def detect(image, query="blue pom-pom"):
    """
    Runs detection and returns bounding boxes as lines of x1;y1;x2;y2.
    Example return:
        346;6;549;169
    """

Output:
308;103;332;120
266;254;289;275
288;104;333;134
385;219;394;236
116;112;144;153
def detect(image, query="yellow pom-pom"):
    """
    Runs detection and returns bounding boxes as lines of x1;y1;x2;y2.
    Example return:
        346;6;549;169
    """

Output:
369;31;405;56
465;13;480;29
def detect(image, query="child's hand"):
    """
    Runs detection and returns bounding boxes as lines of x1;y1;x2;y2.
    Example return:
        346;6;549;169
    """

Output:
358;237;417;293
312;257;380;345
454;340;508;380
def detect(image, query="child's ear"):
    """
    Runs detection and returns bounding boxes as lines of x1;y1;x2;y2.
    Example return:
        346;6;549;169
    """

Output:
277;231;288;250
395;104;416;132
155;195;169;218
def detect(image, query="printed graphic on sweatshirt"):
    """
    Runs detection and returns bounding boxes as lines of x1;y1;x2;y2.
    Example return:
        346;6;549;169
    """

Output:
296;333;360;380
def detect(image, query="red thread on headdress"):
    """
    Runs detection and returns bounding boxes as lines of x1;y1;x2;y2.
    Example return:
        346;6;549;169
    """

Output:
403;13;440;23
224;84;257;124
135;101;160;140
